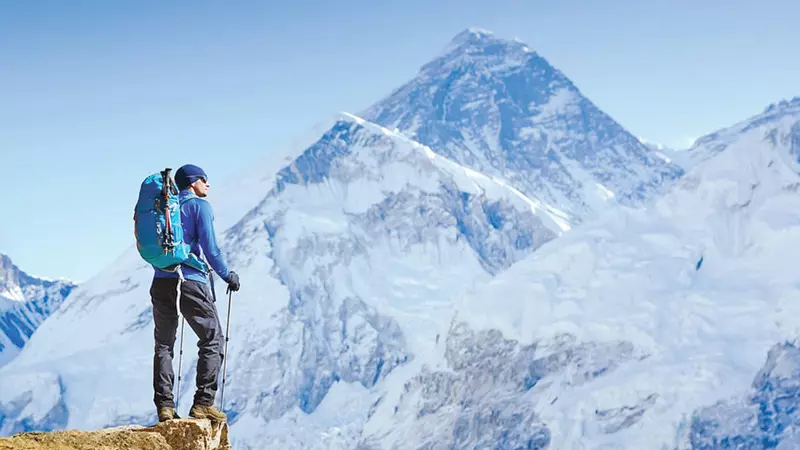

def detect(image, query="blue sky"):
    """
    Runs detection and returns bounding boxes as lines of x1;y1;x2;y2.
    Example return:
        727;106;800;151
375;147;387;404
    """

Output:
1;0;798;282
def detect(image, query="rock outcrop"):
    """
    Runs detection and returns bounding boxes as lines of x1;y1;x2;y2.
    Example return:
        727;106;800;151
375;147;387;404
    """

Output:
0;419;229;450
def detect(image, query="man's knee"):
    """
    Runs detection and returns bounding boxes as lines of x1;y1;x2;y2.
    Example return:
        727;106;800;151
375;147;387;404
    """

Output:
197;327;223;355
153;318;178;345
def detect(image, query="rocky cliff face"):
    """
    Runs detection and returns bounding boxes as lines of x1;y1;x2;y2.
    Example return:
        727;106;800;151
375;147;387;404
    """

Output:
689;341;800;449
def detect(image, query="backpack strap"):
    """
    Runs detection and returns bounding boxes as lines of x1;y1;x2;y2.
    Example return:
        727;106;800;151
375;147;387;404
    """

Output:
178;192;210;274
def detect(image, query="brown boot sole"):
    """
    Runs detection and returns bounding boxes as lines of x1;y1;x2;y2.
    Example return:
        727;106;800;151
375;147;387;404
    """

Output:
189;410;226;422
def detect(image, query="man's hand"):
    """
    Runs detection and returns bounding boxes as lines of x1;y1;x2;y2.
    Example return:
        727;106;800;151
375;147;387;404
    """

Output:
226;271;240;293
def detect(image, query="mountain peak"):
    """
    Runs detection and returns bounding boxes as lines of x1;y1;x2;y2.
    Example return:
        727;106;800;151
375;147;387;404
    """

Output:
448;27;498;46
0;252;77;367
0;252;13;271
430;27;536;74
0;252;24;293
363;30;682;224
763;96;800;114
0;253;73;290
445;27;531;51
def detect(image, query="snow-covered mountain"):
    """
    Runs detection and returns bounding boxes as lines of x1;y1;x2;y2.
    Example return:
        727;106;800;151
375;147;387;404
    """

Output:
363;28;684;226
0;112;562;446
0;253;76;367
356;100;800;449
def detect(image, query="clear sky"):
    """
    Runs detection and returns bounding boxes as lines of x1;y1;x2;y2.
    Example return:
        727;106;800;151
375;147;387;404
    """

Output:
1;0;798;282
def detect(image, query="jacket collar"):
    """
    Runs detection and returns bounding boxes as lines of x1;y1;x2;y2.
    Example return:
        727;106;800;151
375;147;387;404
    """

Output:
180;190;199;201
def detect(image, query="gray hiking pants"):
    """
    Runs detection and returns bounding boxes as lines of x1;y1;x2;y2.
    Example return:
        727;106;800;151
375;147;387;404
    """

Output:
150;278;224;409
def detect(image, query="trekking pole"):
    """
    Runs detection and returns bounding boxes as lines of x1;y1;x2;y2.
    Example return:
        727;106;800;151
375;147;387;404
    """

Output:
219;288;233;410
176;317;185;410
175;266;185;412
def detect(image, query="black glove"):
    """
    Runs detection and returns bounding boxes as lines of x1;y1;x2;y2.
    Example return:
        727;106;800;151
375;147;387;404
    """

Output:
226;271;240;293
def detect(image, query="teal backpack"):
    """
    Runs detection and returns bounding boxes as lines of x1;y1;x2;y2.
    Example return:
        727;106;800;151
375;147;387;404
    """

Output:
133;168;206;273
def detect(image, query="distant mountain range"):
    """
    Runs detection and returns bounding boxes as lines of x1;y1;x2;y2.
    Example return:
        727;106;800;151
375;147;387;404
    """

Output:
0;253;76;367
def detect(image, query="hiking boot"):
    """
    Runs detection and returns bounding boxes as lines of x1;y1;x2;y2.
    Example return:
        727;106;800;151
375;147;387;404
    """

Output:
157;407;179;422
189;404;227;422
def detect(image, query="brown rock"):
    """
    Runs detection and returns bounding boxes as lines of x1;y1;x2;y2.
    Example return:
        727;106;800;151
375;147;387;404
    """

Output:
0;419;230;450
148;419;230;450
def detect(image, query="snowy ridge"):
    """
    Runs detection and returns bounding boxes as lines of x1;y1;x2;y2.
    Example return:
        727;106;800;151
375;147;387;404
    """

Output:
0;253;76;368
338;111;571;233
363;28;684;226
687;96;800;168
210;114;351;231
357;106;800;448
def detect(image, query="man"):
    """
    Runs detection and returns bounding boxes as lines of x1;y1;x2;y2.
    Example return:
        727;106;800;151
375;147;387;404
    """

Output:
149;163;240;422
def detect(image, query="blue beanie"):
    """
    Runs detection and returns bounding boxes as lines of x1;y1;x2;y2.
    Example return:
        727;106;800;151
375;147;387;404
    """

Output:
175;164;208;190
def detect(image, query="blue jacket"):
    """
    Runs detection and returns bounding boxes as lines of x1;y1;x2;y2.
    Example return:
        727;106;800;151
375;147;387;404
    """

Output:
153;190;231;284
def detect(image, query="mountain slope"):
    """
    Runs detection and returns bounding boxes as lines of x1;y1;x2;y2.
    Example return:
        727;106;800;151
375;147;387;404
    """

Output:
358;104;800;448
690;340;800;449
0;114;560;448
0;253;76;367
363;28;684;225
686;96;800;168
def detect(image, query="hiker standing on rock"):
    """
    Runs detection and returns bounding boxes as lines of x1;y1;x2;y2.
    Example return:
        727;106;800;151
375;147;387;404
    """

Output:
149;164;240;422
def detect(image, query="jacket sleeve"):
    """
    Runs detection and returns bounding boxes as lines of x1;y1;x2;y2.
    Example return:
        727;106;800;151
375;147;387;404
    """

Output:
195;199;231;281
